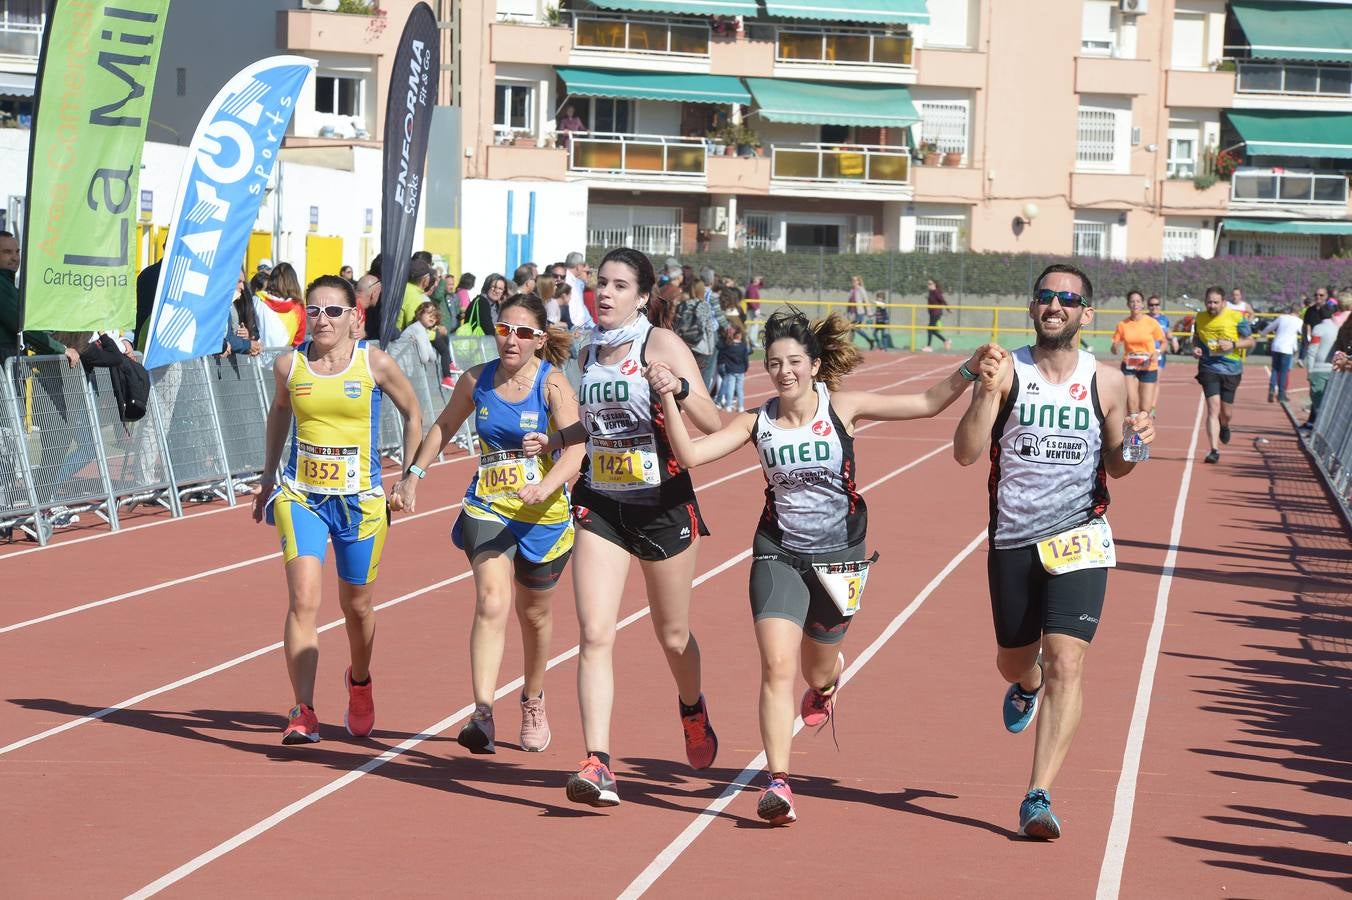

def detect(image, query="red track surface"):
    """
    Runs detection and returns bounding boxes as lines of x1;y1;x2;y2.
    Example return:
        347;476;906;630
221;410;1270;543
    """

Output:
3;353;1348;898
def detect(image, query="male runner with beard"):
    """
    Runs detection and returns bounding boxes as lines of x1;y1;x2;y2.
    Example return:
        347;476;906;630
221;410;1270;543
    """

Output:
953;264;1155;839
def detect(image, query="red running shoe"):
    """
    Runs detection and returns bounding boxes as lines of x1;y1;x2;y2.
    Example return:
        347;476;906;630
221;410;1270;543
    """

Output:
801;652;844;728
566;756;620;807
344;667;375;738
757;776;797;825
680;694;718;770
282;703;320;745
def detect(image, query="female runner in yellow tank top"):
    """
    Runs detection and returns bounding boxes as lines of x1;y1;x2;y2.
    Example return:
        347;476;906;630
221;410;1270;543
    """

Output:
254;275;422;745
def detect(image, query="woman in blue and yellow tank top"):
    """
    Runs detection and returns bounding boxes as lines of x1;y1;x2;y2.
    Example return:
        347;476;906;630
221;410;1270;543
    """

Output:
390;293;584;754
254;275;422;747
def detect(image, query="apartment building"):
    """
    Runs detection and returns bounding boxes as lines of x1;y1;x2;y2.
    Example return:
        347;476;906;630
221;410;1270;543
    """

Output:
451;0;1352;266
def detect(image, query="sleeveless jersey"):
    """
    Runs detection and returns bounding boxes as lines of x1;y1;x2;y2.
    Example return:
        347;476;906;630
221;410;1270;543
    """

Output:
465;359;571;527
989;346;1108;549
284;340;383;495
754;382;866;553
578;331;687;504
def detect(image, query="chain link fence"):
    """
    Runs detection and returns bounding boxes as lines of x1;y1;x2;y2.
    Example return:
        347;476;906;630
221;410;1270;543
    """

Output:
1304;370;1352;523
0;335;501;546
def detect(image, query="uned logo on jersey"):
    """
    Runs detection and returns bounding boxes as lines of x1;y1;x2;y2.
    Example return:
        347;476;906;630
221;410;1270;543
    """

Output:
620;359;639;375
1068;383;1087;401
811;420;832;437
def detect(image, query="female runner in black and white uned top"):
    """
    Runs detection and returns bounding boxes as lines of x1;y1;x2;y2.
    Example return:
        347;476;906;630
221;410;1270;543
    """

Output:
654;307;1005;826
523;247;723;809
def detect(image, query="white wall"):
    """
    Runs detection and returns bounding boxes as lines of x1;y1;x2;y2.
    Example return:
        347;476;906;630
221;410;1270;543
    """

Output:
921;0;977;49
459;179;588;278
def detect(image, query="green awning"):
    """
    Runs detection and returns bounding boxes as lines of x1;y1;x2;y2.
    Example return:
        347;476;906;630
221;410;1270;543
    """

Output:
1231;1;1352;63
765;0;928;25
555;67;751;105
589;0;762;15
745;78;919;127
1227;109;1352;158
1223;218;1352;235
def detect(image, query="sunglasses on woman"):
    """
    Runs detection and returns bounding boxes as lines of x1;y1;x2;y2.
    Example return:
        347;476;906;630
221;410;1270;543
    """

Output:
494;322;545;340
1033;288;1088;309
305;304;351;319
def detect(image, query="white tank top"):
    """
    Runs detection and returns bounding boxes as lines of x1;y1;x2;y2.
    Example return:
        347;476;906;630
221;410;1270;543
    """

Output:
754;382;866;553
989;346;1108;549
578;331;685;504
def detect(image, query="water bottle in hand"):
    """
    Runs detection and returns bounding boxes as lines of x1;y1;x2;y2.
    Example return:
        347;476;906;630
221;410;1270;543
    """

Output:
1123;417;1149;462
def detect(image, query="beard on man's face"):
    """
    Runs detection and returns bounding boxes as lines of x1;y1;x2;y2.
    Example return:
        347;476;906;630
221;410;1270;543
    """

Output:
1033;312;1082;351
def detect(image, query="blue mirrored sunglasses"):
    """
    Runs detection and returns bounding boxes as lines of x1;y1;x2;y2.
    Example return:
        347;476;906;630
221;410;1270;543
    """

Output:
1033;288;1087;308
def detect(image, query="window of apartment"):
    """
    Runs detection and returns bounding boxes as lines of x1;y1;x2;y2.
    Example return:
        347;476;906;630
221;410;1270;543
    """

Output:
496;0;536;20
1163;226;1201;260
1167;127;1198;178
494;81;535;136
1170;13;1207;69
1073;220;1110;258
916;101;970;157
1223;233;1319;259
1076;106;1119;167
315;75;361;117
744;213;775;251
925;0;972;49
1081;0;1118;56
585;98;632;134
915;215;964;253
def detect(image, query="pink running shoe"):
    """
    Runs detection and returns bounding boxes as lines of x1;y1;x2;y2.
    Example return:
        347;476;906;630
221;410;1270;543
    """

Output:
282;703;320;745
566;756;620;807
801;652;844;728
757;776;797;825
520;694;551;752
344;667;375;737
680;694;719;770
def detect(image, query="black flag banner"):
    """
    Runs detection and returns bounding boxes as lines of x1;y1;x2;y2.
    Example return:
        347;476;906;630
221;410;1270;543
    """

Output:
379;1;440;347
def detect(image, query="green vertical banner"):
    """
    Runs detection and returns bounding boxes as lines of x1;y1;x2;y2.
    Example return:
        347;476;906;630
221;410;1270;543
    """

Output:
20;0;171;332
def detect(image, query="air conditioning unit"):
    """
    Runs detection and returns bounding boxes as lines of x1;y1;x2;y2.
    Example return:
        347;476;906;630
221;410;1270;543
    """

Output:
1119;0;1148;15
301;0;340;11
698;206;728;234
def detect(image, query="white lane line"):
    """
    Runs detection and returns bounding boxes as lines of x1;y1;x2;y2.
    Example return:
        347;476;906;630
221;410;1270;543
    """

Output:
619;527;988;899
0;570;474;757
125;434;958;898
5;362;951;635
1095;395;1204;899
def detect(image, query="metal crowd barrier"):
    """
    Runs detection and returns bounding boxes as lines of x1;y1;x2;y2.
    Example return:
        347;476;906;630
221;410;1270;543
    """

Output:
0;334;501;546
1305;369;1352;521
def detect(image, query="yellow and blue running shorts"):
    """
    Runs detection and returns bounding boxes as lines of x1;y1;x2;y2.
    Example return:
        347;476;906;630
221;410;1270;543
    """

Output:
267;485;389;585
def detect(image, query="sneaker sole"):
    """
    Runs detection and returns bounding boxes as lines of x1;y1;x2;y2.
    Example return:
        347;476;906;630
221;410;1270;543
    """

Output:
1019;816;1061;840
281;729;321;745
520;730;551;753
457;725;496;754
757;795;796;825
566;775;620;807
344;710;375;738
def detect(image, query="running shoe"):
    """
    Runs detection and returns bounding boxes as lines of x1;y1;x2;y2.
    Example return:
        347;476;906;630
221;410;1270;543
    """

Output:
282;703;321;745
1220;424;1232;444
1018;788;1062;840
457;705;496;754
566;755;620;807
1204;449;1220;464
801;652;844;728
343;667;375;738
520;693;551;752
757;776;797;825
1002;677;1041;734
680;695;719;770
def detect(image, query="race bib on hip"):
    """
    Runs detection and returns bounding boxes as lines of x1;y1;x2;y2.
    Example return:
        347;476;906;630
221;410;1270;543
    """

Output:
811;552;881;617
589;435;661;491
476;449;541;501
1036;519;1115;576
1124;352;1151;371
295;441;360;495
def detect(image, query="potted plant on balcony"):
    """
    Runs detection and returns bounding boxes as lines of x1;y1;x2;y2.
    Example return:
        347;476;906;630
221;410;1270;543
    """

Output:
920;141;940;167
942;149;962;167
1214;148;1240;181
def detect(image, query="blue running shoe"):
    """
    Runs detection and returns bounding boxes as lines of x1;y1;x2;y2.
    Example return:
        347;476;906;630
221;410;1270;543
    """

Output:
1018;789;1061;840
1002;681;1040;733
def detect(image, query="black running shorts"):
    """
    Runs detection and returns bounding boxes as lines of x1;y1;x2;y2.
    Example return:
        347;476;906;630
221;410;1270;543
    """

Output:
749;532;864;644
571;482;709;562
1195;369;1242;404
987;544;1107;648
456;512;571;591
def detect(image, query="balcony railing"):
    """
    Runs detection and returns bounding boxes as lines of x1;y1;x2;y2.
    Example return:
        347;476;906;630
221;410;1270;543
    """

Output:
1230;168;1348;206
587;224;682;256
571;12;710;58
569;132;707;178
1236;60;1352;98
776;26;913;68
0;13;43;58
771;143;910;186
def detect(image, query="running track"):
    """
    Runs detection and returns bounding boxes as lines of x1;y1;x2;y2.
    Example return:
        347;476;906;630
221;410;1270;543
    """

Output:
3;353;1348;898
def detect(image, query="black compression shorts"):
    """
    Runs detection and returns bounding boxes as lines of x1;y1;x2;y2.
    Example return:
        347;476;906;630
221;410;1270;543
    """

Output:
987;544;1107;647
457;512;571;591
571;482;709;562
749;532;865;644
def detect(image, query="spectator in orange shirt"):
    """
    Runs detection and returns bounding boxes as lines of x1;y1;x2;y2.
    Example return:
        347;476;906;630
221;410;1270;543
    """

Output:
1111;289;1168;416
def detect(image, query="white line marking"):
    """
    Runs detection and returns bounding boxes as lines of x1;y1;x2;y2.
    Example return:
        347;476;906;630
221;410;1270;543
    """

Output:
125;433;958;897
1094;395;1204;900
619;527;989;899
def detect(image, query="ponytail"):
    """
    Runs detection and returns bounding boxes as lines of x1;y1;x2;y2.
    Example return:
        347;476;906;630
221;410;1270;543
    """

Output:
540;325;573;368
762;306;862;391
